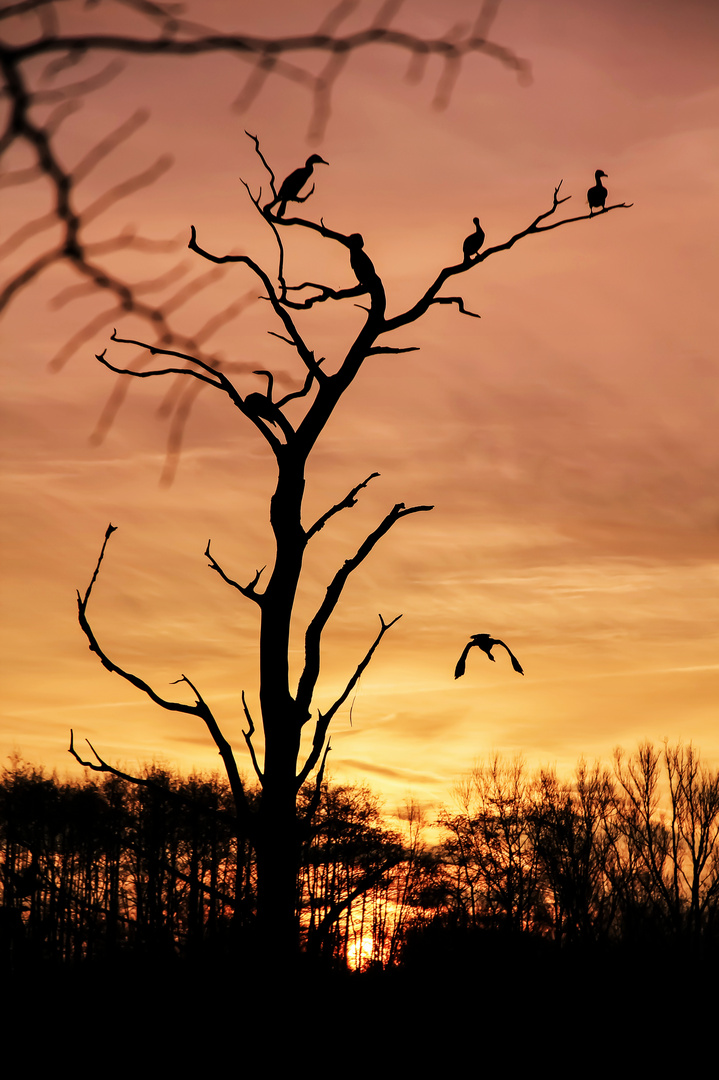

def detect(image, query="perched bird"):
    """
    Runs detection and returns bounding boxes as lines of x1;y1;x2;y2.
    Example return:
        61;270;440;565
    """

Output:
462;217;485;262
347;233;379;290
243;370;283;425
587;170;608;214
454;633;524;679
265;154;329;217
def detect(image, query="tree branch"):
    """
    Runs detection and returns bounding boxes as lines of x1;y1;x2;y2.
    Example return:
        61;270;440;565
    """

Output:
280;280;366;309
306;472;380;541
6;3;531;139
67;729;240;830
188;225;322;383
296;502;432;716
383;182;632;334
303;739;333;830
310;851;403;941
321;612;403;728
205;540;264;606
275;362;323;408
76;524;252;823
242;690;264;784
296;613;402;787
366;345;420;356
428;296;481;319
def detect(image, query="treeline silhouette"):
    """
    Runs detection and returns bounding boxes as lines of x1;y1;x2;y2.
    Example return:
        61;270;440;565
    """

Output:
2;742;718;976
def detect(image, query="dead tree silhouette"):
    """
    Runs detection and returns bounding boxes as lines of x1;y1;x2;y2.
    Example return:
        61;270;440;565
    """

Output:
68;130;631;964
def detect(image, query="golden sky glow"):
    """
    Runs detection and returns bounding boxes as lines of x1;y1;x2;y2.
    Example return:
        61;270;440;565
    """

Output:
2;0;718;810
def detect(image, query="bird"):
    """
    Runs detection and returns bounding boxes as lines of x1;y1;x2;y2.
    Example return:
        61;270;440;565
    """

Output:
462;217;485;262
243;370;283;425
265;154;329;217
454;633;524;679
347;233;379;290
587;170;608;214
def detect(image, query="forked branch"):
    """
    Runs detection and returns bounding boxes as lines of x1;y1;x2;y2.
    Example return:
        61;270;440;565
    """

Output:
205;540;265;605
76;525;251;821
188;225;322;382
97;330;245;407
296;502;432;715
383;181;633;334
296;613;402;789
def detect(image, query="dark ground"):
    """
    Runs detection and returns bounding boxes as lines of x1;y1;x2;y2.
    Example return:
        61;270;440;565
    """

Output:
4;933;716;1069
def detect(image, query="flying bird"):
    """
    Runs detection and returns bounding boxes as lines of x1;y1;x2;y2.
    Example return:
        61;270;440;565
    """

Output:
587;170;608;214
454;634;524;679
462;217;485;262
265;154;329;218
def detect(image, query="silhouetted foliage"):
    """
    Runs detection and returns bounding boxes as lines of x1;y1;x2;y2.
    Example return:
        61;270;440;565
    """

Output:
1;760;219;965
4;742;717;978
434;742;719;951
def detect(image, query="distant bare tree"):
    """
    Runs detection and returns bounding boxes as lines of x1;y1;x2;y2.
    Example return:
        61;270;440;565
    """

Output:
611;742;719;937
530;761;617;943
440;756;545;933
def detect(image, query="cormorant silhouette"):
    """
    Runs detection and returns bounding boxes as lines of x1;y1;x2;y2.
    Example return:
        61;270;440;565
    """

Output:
587;170;608;214
347;233;379;290
454;634;524;678
462;217;485;262
244;370;282;425
265;154;329;217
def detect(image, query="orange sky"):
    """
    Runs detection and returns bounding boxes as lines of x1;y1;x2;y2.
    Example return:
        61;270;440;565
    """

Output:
2;0;718;812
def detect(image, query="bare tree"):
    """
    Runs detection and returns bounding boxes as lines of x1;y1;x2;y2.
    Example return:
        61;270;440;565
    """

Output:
65;128;630;962
440;755;544;932
530;761;617;943
664;742;719;936
3;3;634;964
610;742;719;938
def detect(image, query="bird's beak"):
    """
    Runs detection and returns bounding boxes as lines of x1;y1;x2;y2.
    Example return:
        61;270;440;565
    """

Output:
319;157;329;165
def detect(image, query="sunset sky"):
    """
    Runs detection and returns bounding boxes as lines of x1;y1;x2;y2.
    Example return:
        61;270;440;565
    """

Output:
2;0;718;813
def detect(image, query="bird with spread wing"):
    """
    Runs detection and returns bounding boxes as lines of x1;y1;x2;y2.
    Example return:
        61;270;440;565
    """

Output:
454;634;524;678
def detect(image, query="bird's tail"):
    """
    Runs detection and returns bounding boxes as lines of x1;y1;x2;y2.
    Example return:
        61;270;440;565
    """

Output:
509;653;524;675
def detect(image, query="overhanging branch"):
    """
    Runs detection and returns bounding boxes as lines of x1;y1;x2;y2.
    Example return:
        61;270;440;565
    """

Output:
68;730;242;832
